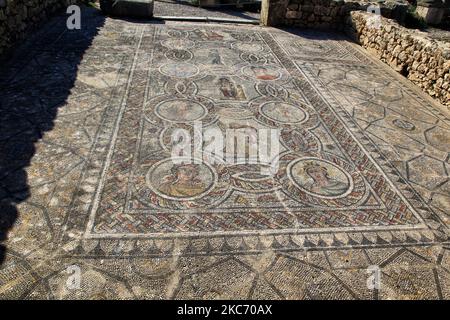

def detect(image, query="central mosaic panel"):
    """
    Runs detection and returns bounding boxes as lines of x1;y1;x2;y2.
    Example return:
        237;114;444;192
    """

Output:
74;26;431;240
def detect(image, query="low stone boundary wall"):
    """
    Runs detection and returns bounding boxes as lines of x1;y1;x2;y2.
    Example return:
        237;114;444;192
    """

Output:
346;11;450;107
0;0;85;57
281;0;408;29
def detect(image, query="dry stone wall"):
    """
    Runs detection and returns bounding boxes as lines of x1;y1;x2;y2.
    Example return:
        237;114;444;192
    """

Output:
346;11;450;106
282;0;408;29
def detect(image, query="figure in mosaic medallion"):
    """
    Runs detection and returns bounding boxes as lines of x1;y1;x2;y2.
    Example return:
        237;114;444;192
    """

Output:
218;77;246;100
192;29;224;41
300;161;349;197
158;163;206;198
249;66;278;81
156;100;206;122
209;49;223;65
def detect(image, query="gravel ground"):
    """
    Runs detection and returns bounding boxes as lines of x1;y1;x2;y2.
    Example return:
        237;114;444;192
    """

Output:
153;0;261;20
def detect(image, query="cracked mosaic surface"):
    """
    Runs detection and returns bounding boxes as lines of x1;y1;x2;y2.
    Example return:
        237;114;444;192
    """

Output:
0;8;449;299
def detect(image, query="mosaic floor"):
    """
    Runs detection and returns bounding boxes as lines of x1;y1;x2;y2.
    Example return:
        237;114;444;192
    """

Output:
0;7;449;299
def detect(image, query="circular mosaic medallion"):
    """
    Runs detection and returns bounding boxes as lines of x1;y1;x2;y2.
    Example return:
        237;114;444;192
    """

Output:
159;62;199;78
155;99;207;122
259;102;308;124
287;158;353;199
232;42;264;53
167;29;189;38
146;158;217;201
165;49;193;62
242;65;281;81
161;38;195;50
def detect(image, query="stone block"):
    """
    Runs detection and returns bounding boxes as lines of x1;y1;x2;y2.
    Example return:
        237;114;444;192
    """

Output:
100;0;154;18
416;3;445;25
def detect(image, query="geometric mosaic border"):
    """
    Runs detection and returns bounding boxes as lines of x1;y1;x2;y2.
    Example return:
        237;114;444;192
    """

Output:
59;26;448;258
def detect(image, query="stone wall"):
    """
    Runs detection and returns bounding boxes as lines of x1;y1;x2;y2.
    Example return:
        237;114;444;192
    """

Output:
261;0;290;26
346;11;450;106
283;0;362;29
281;0;408;29
0;0;85;57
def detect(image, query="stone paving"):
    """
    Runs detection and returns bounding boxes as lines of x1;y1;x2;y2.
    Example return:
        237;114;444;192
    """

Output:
0;6;449;299
153;0;260;20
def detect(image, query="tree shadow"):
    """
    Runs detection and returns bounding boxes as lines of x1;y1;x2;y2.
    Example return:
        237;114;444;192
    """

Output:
0;6;105;265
